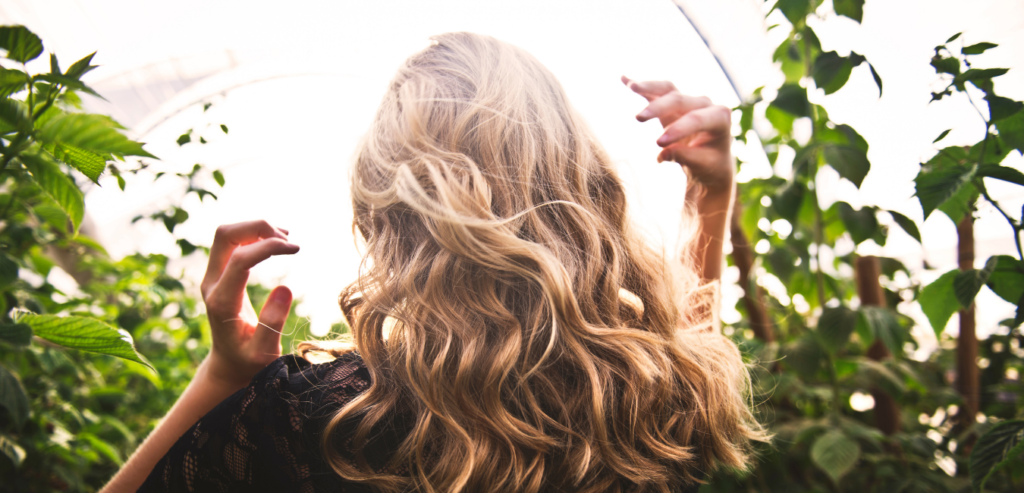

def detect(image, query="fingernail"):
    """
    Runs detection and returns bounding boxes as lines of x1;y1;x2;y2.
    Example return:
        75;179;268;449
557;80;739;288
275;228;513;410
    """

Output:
637;109;652;120
656;134;670;146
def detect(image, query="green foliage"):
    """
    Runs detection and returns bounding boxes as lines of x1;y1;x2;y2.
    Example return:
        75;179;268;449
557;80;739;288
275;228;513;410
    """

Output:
970;420;1024;492
708;3;1024;491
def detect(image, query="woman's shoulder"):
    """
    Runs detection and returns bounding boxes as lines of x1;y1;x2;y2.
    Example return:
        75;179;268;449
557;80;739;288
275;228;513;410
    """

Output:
252;351;372;414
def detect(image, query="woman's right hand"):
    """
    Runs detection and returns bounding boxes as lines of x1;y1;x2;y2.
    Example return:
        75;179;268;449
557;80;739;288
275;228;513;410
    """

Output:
199;220;300;390
622;76;735;196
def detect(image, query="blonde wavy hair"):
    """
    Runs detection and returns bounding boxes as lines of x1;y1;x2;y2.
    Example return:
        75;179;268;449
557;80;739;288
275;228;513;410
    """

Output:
299;32;763;493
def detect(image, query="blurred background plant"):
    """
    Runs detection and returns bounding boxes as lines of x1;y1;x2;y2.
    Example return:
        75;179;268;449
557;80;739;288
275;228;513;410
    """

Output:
706;1;1024;492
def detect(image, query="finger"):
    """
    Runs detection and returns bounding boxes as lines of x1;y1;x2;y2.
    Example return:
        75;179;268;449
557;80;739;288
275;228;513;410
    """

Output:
214;238;300;302
621;76;676;102
636;93;713;123
203;221;290;293
254;285;292;354
656;105;731;147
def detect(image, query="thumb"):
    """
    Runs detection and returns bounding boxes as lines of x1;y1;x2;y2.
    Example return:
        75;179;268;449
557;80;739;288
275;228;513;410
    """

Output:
254;285;292;353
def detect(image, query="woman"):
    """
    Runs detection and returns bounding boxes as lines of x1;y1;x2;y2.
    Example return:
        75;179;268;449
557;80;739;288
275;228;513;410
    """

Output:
104;32;762;493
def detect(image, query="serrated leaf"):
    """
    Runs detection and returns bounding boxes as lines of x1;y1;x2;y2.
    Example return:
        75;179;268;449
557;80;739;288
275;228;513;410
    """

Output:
44;142;107;182
887;210;921;243
32;72;104;99
914;148;975;219
0;67;27;98
995;108;1024;154
15;313;155;372
953;257;998;308
858;306;904;357
970;420;1024;492
823;144;870;188
0;98;31;134
817;306;858;352
0;364;29;428
20;151;84;234
0;323;31;346
0;434;25;467
0;26;43;63
936;179;978;224
65;51;97;79
836;202;877;244
833;0;863;22
920;270;959;336
985;255;1024;305
934;129;952;143
811;430;860;483
962;42;998;55
36;113;155;158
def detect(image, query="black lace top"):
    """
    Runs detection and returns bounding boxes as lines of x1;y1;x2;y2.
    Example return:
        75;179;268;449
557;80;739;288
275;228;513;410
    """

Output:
138;352;702;493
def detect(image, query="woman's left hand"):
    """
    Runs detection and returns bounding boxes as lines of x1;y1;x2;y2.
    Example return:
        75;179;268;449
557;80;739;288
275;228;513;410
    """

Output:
200;220;300;390
622;76;734;196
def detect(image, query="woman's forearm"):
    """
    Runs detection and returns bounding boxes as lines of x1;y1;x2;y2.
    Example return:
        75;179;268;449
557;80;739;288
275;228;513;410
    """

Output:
688;185;734;283
101;357;244;492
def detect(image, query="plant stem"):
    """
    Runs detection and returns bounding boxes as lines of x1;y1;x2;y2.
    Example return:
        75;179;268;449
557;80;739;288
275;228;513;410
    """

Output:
974;178;1024;260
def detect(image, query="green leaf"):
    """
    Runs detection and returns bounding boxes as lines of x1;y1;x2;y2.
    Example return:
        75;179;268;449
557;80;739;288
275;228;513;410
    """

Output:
817;306;858;352
868;63;883;97
947;32;962;43
931;56;960;76
220;124;229;134
0;26;43;63
32;73;104;99
823;145;870;188
995;108;1024;154
770;83;810;117
887;211;921;243
954;68;1009;91
962;42;998;55
0;98;31;134
970;420;1024;492
49;53;60;75
212;169;226;187
813;51;853;95
832;0;863;22
773;181;806;222
920;270;959;336
0;364;29;428
954;257;999;308
933;129;952;143
977;164;1024;186
0;434;25;467
858;306;904;357
36;113;155;158
765;104;796;134
856;359;906;398
0;253;18;286
15;313;155;372
985;255;1024;305
914;148;975;219
44;142;108;182
177;238;198;256
20;151;85;234
936;179;978;224
776;0;811;24
64;51;98;79
836;202;877;244
985;93;1023;122
0;323;32;346
811;430;860;483
0;67;27;98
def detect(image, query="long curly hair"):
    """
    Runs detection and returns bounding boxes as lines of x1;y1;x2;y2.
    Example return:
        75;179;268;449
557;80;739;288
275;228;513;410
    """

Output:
298;32;763;493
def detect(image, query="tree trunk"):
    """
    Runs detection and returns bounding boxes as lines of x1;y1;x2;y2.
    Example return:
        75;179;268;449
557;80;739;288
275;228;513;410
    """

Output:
729;188;773;343
956;215;979;427
854;255;901;435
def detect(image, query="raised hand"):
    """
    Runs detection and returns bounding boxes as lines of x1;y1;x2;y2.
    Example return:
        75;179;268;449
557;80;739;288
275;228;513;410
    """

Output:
200;220;300;389
622;76;734;195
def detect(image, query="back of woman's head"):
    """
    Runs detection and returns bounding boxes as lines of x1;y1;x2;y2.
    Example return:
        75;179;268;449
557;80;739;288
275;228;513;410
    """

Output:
305;32;763;493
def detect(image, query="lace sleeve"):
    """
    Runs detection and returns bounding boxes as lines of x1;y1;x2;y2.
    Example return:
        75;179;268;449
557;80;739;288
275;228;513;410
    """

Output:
137;353;374;493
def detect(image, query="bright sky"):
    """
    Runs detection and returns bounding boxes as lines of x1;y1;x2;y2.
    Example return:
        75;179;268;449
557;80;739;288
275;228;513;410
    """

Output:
2;0;1022;345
